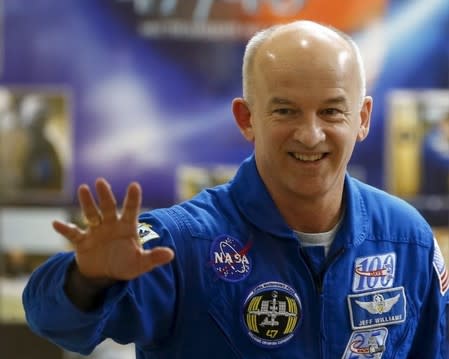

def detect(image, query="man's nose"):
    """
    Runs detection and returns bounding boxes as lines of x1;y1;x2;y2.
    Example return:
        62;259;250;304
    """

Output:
292;116;326;148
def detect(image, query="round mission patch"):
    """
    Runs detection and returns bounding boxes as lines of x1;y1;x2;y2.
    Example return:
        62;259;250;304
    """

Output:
242;281;302;348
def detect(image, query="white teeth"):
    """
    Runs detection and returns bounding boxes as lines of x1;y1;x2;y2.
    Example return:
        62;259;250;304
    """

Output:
292;153;323;161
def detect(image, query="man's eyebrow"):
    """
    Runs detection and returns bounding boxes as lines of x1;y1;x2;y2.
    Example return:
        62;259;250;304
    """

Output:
323;96;349;105
269;97;296;105
268;96;349;106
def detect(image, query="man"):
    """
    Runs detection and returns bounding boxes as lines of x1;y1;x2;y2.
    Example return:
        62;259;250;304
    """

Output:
23;20;448;358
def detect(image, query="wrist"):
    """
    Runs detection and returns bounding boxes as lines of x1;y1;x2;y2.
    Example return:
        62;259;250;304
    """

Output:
64;259;117;312
69;260;117;291
69;260;116;291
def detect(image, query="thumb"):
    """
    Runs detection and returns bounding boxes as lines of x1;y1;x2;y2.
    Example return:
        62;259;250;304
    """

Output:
140;247;175;272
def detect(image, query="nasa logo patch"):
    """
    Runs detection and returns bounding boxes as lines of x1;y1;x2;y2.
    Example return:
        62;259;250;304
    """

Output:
242;281;301;348
352;253;396;292
342;327;388;358
210;235;252;282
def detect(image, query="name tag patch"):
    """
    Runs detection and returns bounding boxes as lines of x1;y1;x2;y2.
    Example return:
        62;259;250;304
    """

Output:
347;287;406;330
352;253;396;292
342;328;388;359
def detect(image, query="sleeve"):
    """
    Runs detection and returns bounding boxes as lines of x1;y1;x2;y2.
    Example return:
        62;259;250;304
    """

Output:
22;210;180;355
407;237;449;358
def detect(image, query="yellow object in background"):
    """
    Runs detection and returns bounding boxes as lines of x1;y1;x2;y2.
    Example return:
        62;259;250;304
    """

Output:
386;92;422;197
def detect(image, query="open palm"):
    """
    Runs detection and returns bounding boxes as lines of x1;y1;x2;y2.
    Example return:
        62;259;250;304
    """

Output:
53;178;174;281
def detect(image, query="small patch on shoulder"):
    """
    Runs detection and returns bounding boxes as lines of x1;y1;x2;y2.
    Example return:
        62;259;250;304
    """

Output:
433;237;449;295
138;222;160;245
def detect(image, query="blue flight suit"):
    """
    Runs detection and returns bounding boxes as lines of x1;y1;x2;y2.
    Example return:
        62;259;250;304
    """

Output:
23;155;449;358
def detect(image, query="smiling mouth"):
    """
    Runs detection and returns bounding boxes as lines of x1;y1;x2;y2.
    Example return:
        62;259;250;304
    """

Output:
289;152;326;162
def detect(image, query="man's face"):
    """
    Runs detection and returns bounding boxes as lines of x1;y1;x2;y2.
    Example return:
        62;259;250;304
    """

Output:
238;29;371;202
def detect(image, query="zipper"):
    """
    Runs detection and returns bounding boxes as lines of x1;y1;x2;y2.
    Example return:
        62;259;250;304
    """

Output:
299;247;322;294
299;247;346;359
299;247;345;294
298;248;323;359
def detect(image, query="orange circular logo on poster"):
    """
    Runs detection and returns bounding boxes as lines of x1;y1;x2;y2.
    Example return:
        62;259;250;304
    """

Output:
237;0;387;33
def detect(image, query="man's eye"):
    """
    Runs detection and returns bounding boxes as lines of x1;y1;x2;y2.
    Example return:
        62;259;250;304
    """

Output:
322;108;342;116
274;108;295;115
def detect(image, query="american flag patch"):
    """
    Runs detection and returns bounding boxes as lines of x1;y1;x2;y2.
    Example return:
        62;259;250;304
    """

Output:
433;237;449;295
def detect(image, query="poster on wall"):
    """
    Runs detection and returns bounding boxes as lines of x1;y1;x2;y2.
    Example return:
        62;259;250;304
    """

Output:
0;0;447;208
0;87;72;204
386;90;449;226
106;0;386;39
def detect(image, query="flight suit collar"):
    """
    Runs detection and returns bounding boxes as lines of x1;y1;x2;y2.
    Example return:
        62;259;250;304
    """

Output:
230;154;369;248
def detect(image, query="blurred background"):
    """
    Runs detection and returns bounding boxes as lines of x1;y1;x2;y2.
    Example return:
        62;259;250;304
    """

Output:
1;0;448;357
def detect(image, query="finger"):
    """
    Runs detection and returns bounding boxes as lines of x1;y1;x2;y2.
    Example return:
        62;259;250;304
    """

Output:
140;247;174;273
78;184;102;226
95;178;118;223
121;182;142;224
52;220;85;244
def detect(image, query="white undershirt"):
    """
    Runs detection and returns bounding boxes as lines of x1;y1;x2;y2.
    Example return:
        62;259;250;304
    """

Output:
294;214;344;256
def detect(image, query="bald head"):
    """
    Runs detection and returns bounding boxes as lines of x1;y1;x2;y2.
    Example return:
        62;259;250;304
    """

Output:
242;21;366;107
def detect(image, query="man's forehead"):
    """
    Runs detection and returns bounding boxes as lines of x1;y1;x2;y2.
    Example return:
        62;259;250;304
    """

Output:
253;41;358;95
257;64;355;91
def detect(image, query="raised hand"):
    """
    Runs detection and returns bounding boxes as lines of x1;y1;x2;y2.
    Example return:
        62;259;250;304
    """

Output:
53;178;174;282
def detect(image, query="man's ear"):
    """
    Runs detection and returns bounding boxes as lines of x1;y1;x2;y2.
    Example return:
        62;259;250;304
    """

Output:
232;98;255;142
357;96;373;142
